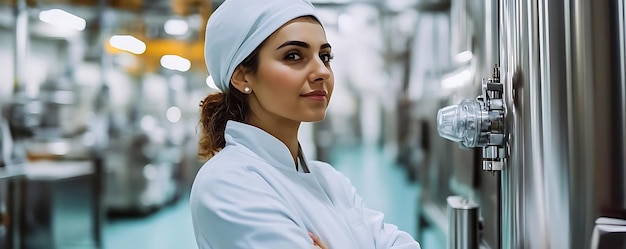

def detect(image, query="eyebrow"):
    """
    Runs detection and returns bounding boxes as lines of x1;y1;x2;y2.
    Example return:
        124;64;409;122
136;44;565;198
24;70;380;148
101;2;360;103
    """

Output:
276;40;332;50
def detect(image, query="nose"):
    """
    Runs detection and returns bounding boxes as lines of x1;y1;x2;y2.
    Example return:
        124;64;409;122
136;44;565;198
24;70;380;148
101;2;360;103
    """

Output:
308;57;331;83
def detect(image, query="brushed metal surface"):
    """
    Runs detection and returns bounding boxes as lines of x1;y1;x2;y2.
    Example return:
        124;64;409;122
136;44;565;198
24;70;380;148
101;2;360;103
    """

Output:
538;0;570;248
499;0;546;247
409;0;626;247
447;196;479;249
619;0;626;212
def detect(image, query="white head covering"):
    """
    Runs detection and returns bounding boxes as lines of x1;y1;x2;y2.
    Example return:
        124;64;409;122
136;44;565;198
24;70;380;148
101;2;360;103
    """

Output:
204;0;320;93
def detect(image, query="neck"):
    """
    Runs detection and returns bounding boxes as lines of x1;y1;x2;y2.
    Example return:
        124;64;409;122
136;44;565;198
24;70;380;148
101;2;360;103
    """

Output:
247;117;300;164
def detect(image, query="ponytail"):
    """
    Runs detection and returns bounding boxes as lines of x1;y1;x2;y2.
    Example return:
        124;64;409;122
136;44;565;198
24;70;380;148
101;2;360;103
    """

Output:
198;84;248;159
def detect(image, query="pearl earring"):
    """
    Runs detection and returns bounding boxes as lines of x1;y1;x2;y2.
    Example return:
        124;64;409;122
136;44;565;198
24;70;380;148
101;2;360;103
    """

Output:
244;86;251;93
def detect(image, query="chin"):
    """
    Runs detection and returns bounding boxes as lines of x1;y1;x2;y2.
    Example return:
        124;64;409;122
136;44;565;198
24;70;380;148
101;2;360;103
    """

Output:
301;113;327;122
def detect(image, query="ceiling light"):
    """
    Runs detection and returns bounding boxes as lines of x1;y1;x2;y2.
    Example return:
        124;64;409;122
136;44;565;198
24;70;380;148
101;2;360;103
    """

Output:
39;9;86;31
160;55;191;72
109;35;146;54
164;19;189;36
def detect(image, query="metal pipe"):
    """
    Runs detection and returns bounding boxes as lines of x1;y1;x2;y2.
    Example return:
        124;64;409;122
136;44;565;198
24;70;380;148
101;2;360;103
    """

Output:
538;0;571;248
619;0;626;211
7;174;22;249
447;196;479;249
565;2;596;245
566;0;618;246
499;0;547;247
12;0;27;94
495;171;501;249
91;1;110;248
499;1;518;247
486;0;498;66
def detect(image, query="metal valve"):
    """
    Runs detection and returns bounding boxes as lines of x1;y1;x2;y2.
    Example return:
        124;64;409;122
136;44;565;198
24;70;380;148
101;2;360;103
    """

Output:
437;65;506;171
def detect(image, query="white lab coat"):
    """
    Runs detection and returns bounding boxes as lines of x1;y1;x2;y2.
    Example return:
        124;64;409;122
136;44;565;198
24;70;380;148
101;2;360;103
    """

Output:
190;121;421;249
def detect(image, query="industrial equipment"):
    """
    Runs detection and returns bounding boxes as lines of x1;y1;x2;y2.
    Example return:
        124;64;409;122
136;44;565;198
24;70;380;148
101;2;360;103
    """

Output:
426;0;626;248
0;113;25;249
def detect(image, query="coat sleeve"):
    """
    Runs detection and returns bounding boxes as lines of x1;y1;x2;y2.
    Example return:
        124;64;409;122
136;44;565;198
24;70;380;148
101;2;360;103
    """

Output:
190;166;313;249
336;170;422;249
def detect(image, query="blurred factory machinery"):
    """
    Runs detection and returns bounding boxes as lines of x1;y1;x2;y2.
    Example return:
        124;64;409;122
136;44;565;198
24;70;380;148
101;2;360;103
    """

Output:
0;0;213;248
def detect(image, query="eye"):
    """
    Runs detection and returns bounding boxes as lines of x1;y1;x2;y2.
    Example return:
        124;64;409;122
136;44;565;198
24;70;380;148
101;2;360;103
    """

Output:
284;52;302;61
320;53;334;63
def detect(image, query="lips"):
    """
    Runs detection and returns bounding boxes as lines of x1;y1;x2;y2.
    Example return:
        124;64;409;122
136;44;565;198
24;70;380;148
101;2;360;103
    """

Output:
301;90;327;97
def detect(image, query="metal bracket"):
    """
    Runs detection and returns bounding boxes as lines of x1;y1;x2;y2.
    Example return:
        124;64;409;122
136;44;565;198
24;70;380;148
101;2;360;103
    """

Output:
437;65;507;171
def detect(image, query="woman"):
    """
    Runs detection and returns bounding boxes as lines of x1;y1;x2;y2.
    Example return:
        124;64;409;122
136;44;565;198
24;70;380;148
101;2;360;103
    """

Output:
190;0;422;248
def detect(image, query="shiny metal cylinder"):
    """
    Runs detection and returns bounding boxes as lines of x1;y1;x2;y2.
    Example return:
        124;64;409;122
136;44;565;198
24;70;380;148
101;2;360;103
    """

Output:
12;0;27;94
447;196;479;249
537;0;571;248
565;0;623;246
431;0;625;247
619;0;626;211
498;0;626;247
499;0;546;248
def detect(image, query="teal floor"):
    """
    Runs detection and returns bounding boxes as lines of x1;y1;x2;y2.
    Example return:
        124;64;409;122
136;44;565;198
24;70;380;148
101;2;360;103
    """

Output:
103;196;197;249
104;145;442;248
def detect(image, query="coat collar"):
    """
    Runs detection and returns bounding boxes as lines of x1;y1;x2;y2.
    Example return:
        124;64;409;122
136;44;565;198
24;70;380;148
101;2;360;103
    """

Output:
224;120;304;172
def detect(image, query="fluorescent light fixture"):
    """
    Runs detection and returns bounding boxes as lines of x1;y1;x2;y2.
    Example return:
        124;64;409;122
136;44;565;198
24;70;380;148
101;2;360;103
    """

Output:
206;76;219;90
166;106;182;123
164;19;189;36
39;9;86;31
109;35;146;54
160;55;191;72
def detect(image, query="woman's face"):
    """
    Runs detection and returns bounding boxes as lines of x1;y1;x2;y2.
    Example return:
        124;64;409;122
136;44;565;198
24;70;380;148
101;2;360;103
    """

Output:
244;17;334;126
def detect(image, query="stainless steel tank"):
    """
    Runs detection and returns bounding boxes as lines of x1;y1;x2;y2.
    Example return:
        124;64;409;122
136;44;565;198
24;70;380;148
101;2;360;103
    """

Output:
433;0;626;248
500;0;625;247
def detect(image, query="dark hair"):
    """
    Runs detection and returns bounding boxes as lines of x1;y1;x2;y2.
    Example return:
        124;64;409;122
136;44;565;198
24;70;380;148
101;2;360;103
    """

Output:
198;15;319;159
198;47;260;159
